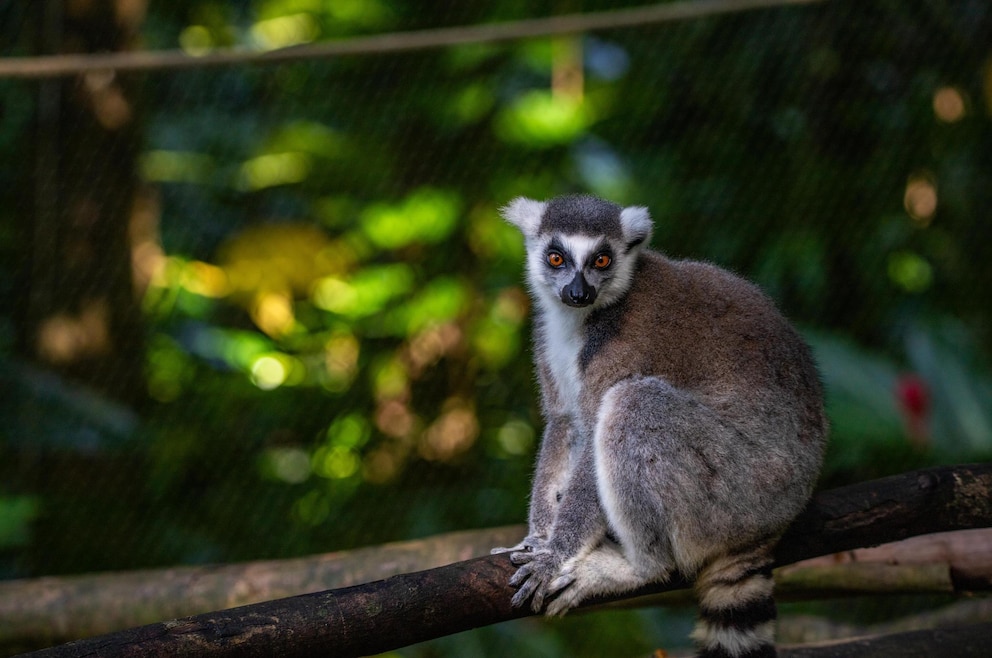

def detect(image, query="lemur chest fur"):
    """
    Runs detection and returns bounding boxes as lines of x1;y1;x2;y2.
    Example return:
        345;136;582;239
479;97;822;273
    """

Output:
539;304;589;418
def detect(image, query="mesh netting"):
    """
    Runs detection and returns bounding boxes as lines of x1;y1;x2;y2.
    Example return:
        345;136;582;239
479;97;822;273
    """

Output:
1;0;991;655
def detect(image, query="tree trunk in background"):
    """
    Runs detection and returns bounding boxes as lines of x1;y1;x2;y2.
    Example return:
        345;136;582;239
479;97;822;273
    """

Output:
25;0;148;406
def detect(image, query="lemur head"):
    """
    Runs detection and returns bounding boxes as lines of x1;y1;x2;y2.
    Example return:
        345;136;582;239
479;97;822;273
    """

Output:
501;194;653;311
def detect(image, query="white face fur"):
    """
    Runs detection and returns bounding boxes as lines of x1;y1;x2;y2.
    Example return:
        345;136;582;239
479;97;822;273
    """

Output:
502;196;653;314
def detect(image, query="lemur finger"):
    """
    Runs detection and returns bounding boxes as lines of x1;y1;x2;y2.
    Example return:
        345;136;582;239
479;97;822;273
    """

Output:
508;563;534;587
509;549;540;565
511;577;540;608
530;582;548;612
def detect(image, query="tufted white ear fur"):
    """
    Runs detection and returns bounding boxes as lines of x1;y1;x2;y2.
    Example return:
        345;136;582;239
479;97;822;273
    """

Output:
501;197;547;238
619;206;653;249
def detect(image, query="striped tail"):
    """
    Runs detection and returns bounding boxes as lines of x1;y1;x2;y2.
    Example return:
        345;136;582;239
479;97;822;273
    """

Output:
690;548;778;658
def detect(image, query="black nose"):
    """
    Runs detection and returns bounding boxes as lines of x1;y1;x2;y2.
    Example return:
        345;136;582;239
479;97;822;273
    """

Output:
567;288;592;305
562;273;596;307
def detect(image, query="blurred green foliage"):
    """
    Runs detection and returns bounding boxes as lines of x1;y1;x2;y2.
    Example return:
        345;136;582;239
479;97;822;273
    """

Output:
1;0;992;655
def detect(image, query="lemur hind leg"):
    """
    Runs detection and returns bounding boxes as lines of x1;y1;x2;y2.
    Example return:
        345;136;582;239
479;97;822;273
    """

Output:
593;376;781;656
548;379;742;596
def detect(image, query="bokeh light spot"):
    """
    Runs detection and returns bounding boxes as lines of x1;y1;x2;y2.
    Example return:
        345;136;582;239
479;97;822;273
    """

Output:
903;175;937;226
933;86;966;123
888;251;933;294
251;355;288;390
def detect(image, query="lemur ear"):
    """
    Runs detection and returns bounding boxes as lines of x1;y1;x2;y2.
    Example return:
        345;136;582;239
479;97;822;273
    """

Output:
619;206;653;250
501;197;546;237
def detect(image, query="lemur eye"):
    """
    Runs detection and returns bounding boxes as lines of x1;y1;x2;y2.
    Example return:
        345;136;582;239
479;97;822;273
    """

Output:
547;251;565;268
593;253;612;269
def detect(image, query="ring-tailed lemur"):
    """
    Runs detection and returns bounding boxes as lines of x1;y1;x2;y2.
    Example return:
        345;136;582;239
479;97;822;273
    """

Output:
493;194;827;658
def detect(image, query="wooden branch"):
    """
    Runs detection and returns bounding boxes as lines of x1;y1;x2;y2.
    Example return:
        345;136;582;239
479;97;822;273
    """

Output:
0;527;523;650
11;525;991;651
778;562;955;598
0;0;824;79
8;550;989;657
20;463;992;658
788;528;992;591
773;463;992;565
19;522;992;641
778;598;992;646
778;622;992;657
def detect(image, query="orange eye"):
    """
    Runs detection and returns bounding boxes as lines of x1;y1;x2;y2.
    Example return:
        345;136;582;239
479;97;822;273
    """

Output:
594;254;611;269
547;252;564;268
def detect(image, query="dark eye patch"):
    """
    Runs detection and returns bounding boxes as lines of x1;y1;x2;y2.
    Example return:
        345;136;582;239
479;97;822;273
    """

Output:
585;243;614;269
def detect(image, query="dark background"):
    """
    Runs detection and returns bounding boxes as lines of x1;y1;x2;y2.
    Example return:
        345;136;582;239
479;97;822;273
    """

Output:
1;0;990;655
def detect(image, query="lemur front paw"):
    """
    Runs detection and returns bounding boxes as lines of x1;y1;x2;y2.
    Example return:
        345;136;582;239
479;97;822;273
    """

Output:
507;547;572;614
490;533;548;555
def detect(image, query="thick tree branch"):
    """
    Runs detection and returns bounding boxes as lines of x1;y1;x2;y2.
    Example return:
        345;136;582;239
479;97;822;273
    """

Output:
20;463;992;658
